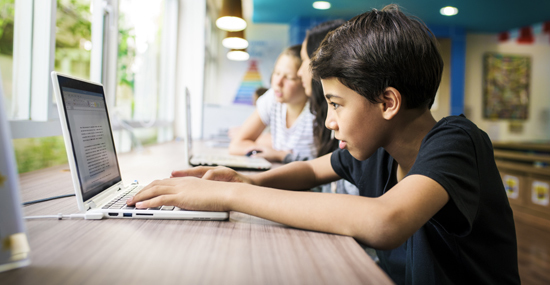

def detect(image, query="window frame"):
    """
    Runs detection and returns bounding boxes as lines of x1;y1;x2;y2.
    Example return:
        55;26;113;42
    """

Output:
11;0;56;123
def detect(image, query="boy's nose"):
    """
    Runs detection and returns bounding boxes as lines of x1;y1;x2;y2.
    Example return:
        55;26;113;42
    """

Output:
325;119;337;131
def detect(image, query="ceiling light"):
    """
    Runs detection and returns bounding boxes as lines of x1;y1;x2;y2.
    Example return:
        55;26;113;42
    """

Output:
222;30;249;49
216;0;247;31
313;1;331;10
440;6;458;16
227;49;249;61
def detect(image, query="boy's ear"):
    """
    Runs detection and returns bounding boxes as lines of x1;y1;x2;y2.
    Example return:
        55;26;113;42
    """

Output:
379;87;401;120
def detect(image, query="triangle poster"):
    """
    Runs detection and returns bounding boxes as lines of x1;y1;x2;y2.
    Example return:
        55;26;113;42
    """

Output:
233;60;263;105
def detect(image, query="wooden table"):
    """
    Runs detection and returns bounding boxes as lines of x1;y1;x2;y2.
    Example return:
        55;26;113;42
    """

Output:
0;141;393;285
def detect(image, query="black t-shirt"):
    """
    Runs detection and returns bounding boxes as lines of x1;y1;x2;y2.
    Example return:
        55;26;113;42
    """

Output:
331;115;520;285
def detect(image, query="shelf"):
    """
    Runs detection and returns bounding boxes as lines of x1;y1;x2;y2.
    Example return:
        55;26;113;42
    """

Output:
493;150;550;164
493;141;550;153
494;142;550;224
495;160;550;176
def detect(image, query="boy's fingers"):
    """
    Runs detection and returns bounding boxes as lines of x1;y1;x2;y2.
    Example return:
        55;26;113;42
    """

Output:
128;185;176;205
171;167;214;178
202;169;219;181
203;168;232;181
135;194;176;209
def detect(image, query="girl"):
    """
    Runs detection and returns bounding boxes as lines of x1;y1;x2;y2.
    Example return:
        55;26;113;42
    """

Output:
229;45;316;163
297;20;359;195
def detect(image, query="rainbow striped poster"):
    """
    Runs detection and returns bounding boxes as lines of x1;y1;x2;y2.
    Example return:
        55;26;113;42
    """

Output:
233;60;263;105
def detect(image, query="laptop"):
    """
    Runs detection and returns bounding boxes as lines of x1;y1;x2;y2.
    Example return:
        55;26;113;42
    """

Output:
183;88;272;170
51;72;228;220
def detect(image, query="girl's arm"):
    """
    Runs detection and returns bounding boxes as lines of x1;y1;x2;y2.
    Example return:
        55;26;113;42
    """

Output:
228;110;267;155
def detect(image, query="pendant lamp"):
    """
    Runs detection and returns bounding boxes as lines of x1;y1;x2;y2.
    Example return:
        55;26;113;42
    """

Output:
227;49;249;61
216;0;247;32
222;30;249;49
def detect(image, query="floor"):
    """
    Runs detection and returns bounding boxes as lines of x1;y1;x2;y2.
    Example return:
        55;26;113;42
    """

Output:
515;211;550;285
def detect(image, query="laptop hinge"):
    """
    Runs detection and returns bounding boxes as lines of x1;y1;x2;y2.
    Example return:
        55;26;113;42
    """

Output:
85;183;123;210
86;201;96;210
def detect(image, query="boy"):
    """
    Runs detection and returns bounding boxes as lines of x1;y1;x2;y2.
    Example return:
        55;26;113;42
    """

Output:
128;5;520;284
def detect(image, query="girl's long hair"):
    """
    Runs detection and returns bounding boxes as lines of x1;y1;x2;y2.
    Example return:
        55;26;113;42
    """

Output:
306;20;346;156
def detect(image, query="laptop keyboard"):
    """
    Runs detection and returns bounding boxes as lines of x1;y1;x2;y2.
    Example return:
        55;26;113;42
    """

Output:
101;185;178;211
197;154;248;164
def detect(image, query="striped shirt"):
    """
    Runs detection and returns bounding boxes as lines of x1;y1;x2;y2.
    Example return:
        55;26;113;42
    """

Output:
256;88;317;162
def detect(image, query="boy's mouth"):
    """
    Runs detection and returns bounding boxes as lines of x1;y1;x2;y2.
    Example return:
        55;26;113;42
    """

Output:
339;140;347;149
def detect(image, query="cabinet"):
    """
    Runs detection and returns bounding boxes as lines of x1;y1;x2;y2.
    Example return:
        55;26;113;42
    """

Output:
493;142;550;226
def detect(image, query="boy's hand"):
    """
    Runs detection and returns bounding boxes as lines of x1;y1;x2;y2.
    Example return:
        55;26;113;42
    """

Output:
126;177;231;212
171;166;253;184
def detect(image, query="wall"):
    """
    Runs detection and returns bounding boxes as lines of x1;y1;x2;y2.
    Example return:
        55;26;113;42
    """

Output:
431;38;451;121
202;22;289;137
464;34;550;142
209;23;289;105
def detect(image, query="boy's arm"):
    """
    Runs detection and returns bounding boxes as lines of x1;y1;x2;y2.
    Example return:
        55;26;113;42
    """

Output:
226;173;449;249
131;169;448;250
172;153;339;190
252;153;339;189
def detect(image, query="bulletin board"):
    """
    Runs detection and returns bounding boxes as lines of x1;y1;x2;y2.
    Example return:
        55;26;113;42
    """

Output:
483;53;531;120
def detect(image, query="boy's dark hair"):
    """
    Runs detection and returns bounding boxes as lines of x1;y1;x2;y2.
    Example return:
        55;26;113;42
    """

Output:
306;20;346;58
306;20;345;157
311;4;443;109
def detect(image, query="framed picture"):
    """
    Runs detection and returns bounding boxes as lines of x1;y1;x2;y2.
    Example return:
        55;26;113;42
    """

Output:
483;53;531;120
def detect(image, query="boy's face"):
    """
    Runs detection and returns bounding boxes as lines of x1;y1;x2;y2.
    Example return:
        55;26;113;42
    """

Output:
321;77;387;161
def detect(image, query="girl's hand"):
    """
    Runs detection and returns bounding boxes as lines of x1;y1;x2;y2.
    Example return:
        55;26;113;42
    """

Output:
244;146;289;162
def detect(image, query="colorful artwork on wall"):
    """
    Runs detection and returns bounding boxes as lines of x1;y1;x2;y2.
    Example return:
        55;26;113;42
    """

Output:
483;53;531;120
233;60;263;105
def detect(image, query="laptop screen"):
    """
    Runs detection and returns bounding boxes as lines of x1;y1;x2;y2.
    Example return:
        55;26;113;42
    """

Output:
57;75;121;201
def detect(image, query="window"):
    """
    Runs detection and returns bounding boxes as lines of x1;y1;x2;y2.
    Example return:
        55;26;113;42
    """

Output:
115;0;164;148
9;0;93;173
55;0;92;80
112;0;178;152
0;0;14;117
5;0;179;173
